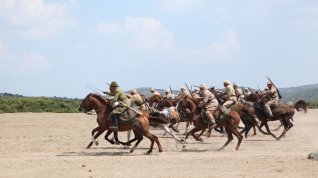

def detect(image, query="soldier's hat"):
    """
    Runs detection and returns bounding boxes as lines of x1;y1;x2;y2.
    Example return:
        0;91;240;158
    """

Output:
180;86;186;90
131;88;137;94
267;81;272;85
150;88;156;92
164;89;170;93
199;83;207;89
110;81;119;87
223;80;231;85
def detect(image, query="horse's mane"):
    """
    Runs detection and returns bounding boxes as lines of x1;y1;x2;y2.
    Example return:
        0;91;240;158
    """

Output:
90;93;109;105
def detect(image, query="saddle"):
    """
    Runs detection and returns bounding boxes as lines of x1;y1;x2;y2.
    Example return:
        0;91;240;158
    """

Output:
200;109;229;125
118;107;141;127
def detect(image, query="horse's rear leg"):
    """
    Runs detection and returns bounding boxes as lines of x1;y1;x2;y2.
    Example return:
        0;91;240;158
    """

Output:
143;132;163;154
160;124;183;142
218;127;233;151
232;128;243;151
104;130;115;144
277;118;293;141
186;127;204;142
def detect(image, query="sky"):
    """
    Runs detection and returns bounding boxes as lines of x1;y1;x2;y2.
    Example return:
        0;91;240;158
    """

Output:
1;0;318;98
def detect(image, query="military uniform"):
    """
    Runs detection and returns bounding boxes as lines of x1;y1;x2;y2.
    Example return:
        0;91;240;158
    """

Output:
198;83;218;128
176;86;191;100
222;80;237;108
264;81;279;118
108;81;131;130
130;88;145;109
164;89;174;99
243;88;252;98
150;88;161;96
234;86;245;103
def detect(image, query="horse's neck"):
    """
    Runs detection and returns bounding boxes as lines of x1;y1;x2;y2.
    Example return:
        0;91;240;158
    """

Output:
91;97;107;113
186;98;197;111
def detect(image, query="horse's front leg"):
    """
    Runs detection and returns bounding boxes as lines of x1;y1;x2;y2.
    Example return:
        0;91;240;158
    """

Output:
86;126;105;149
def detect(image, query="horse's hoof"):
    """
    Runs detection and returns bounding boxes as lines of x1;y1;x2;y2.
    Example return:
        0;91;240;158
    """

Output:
85;146;90;149
129;149;134;153
95;141;99;146
145;151;151;155
182;145;186;149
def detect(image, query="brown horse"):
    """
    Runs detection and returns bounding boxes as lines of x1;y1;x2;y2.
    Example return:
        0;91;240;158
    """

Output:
253;98;308;140
149;95;175;110
180;96;243;151
79;93;163;154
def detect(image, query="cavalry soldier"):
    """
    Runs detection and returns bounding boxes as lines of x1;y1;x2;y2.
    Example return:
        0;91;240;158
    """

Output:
198;83;218;129
191;88;201;99
233;84;245;103
222;80;237;108
130;88;145;110
176;86;191;100
164;89;174;99
150;88;161;96
263;81;279;118
106;81;131;131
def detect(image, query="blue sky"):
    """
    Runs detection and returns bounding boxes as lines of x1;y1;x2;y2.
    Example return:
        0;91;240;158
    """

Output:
1;0;318;98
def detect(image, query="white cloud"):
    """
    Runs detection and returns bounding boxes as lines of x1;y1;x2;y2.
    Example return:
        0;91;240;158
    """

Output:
17;53;51;72
0;0;73;39
180;29;241;62
0;39;51;73
96;17;174;51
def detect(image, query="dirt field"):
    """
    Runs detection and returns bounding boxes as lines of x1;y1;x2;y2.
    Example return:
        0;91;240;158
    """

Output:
0;110;317;178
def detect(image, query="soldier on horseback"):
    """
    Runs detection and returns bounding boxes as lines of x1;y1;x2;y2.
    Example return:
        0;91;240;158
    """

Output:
150;88;161;96
263;81;279;118
106;81;131;131
233;84;245;103
198;83;218;129
222;80;237;108
129;88;145;110
176;86;191;100
164;89;174;99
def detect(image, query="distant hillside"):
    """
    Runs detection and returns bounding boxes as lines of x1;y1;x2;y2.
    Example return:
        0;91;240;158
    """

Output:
279;84;318;102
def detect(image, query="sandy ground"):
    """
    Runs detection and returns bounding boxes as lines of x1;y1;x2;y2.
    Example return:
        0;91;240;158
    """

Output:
0;110;317;178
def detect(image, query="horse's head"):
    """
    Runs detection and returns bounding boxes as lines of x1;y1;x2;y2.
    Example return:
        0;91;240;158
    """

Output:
149;95;162;106
294;100;308;113
79;93;94;113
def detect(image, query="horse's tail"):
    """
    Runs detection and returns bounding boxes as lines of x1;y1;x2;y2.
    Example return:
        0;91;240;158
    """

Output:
294;100;308;113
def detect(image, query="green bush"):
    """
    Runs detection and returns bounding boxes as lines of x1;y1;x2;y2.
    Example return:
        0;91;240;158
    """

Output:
0;96;81;113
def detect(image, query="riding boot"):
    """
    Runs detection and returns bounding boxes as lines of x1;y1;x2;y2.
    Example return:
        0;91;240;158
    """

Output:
264;105;273;119
110;114;119;131
205;111;217;129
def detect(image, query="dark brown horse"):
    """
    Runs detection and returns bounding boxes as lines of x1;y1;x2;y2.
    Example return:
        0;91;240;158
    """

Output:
180;96;243;151
79;93;163;154
253;98;308;140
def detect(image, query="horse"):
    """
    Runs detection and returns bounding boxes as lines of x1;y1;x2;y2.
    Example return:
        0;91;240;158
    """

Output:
79;93;163;154
253;98;308;140
180;96;243;151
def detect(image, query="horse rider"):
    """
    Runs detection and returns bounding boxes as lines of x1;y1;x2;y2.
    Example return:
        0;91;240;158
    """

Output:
176;86;191;100
105;81;131;131
222;80;237;108
150;88;161;96
191;88;201;99
233;84;245;103
129;88;145;110
198;83;218;129
164;89;174;99
263;81;279;118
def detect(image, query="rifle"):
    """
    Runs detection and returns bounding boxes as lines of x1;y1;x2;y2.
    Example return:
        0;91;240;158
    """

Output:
86;83;104;93
257;85;263;94
169;86;173;94
185;83;194;98
266;76;282;99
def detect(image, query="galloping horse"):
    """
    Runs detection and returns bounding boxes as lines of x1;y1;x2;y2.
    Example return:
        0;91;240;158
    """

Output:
79;93;163;154
254;98;307;140
180;96;243;151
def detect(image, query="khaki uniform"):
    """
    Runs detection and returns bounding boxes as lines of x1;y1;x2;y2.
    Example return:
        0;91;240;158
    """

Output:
235;87;245;102
243;88;252;98
223;85;237;108
165;92;174;99
198;89;218;125
110;88;131;114
176;90;191;100
130;93;145;109
264;86;279;117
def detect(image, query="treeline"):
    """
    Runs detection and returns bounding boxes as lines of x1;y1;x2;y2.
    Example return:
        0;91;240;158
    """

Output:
0;95;81;113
